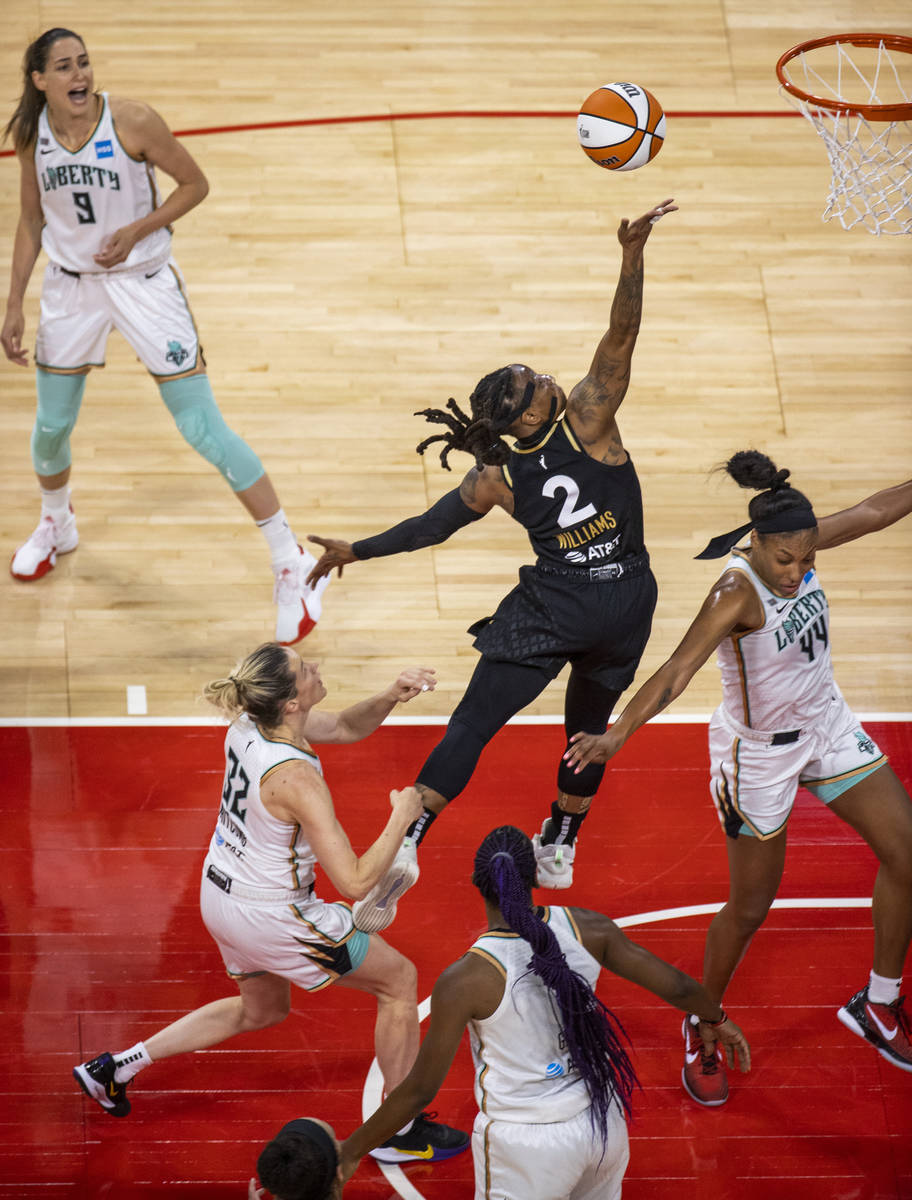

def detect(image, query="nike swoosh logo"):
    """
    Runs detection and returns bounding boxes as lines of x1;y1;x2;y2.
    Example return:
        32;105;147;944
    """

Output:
866;1006;898;1040
775;603;791;613
399;1146;435;1160
684;1049;701;1064
40;149;54;155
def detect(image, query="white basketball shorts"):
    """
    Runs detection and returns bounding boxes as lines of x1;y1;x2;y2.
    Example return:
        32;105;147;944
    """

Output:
472;1104;629;1200
200;864;369;992
709;693;887;839
35;258;201;376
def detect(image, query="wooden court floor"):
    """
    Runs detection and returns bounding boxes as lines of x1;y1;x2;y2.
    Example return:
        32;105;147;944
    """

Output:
1;0;910;722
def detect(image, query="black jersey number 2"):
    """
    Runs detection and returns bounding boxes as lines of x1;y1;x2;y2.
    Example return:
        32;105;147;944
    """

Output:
73;192;96;225
222;747;250;823
542;474;597;528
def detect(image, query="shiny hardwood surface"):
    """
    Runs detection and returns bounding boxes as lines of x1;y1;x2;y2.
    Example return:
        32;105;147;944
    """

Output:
1;0;910;718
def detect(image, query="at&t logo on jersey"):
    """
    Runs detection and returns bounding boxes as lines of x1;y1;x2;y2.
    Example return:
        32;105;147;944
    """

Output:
94;139;114;159
545;1061;565;1078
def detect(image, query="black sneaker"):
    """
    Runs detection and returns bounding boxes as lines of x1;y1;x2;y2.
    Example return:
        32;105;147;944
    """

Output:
73;1052;131;1117
369;1111;469;1163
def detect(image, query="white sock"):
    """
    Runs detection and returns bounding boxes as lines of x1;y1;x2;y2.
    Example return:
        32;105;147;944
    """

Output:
113;1041;152;1083
868;970;902;1006
256;507;299;565
39;484;71;522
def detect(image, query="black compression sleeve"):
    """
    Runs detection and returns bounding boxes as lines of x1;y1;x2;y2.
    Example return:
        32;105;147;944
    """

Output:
352;488;484;560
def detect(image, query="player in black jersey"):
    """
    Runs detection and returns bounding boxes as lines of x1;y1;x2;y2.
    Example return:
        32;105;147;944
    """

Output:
308;199;677;926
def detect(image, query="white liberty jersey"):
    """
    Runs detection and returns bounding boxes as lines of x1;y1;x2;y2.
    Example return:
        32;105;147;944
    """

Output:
467;907;601;1124
717;550;833;731
206;713;323;890
35;94;171;275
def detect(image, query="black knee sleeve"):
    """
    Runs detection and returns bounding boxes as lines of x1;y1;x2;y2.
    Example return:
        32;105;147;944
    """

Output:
417;714;490;802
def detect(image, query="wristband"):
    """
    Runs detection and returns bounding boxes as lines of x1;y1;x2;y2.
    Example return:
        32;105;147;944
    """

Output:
699;1009;728;1028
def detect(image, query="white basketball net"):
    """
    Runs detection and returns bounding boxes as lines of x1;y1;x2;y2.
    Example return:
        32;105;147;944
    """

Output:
779;38;912;235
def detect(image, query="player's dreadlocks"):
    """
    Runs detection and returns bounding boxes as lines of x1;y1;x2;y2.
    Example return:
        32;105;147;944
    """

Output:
415;366;534;471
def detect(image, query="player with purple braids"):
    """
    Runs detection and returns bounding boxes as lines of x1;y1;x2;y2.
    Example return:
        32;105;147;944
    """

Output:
250;825;750;1200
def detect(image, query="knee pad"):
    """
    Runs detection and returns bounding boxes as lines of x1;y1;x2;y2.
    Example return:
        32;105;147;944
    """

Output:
417;714;491;802
158;374;264;491
557;756;606;798
31;369;86;474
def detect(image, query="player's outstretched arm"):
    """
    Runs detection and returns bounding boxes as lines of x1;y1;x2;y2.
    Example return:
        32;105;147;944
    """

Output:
565;199;677;455
338;958;485;1183
306;467;505;584
574;908;751;1072
816;478;912;550
303;668;437;744
565;570;754;771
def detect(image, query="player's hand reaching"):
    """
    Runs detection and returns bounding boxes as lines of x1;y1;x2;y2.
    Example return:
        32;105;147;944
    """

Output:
617;198;678;249
307;536;357;584
390;786;423;825
386;668;437;704
697;1014;751;1073
563;727;625;772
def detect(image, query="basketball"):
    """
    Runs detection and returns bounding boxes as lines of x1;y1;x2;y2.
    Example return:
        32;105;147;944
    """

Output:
577;82;666;171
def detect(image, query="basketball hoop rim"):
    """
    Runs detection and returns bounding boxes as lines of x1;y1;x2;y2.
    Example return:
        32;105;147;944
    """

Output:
776;32;912;121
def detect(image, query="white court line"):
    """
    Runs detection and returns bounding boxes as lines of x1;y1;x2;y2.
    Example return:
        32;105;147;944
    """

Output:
0;713;909;727
363;896;873;1200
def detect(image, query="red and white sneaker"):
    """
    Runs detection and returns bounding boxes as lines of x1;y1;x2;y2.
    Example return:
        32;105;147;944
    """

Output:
273;546;330;645
682;1014;729;1106
10;509;78;580
837;987;912;1073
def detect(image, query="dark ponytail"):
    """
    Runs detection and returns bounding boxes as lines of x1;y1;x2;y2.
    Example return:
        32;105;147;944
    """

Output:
472;826;639;1143
724;450;813;526
3;29;86;153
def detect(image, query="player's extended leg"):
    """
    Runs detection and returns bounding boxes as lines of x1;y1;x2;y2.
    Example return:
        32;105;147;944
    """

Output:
72;972;291;1117
334;936;469;1163
829;765;912;1071
157;370;328;643
352;657;553;934
683;829;787;1107
11;368;86;581
534;670;622;889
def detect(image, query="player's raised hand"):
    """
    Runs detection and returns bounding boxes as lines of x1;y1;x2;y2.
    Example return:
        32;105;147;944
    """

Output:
307;535;357;584
617;198;677;247
388;668;437;703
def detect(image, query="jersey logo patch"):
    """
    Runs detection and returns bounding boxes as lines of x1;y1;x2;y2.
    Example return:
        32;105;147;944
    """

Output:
94;139;114;159
853;730;876;756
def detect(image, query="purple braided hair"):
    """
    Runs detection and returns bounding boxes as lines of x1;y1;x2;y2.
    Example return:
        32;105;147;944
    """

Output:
472;826;639;1143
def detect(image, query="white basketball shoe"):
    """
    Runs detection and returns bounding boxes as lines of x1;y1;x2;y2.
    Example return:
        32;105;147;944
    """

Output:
532;820;576;889
273;545;331;644
10;508;79;581
353;839;419;933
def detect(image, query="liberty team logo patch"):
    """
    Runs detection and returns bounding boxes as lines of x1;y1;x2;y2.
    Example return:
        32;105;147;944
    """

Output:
94;139;114;159
853;730;876;756
165;340;189;367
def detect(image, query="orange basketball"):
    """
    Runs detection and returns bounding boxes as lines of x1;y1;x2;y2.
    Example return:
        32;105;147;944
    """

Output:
577;82;666;171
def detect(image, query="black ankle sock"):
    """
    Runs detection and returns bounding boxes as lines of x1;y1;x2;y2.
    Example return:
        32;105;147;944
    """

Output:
543;802;588;846
406;807;438;846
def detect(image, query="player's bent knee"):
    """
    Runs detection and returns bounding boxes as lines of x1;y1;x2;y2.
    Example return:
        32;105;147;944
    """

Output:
158;374;264;491
557;758;605;797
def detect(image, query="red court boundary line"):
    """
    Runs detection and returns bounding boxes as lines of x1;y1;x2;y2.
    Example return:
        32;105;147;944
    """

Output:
0;108;800;159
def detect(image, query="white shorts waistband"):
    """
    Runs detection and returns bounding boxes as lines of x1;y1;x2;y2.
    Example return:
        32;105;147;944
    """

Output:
204;861;315;904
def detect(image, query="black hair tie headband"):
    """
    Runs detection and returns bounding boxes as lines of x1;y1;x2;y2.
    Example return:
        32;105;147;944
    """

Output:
695;504;817;560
